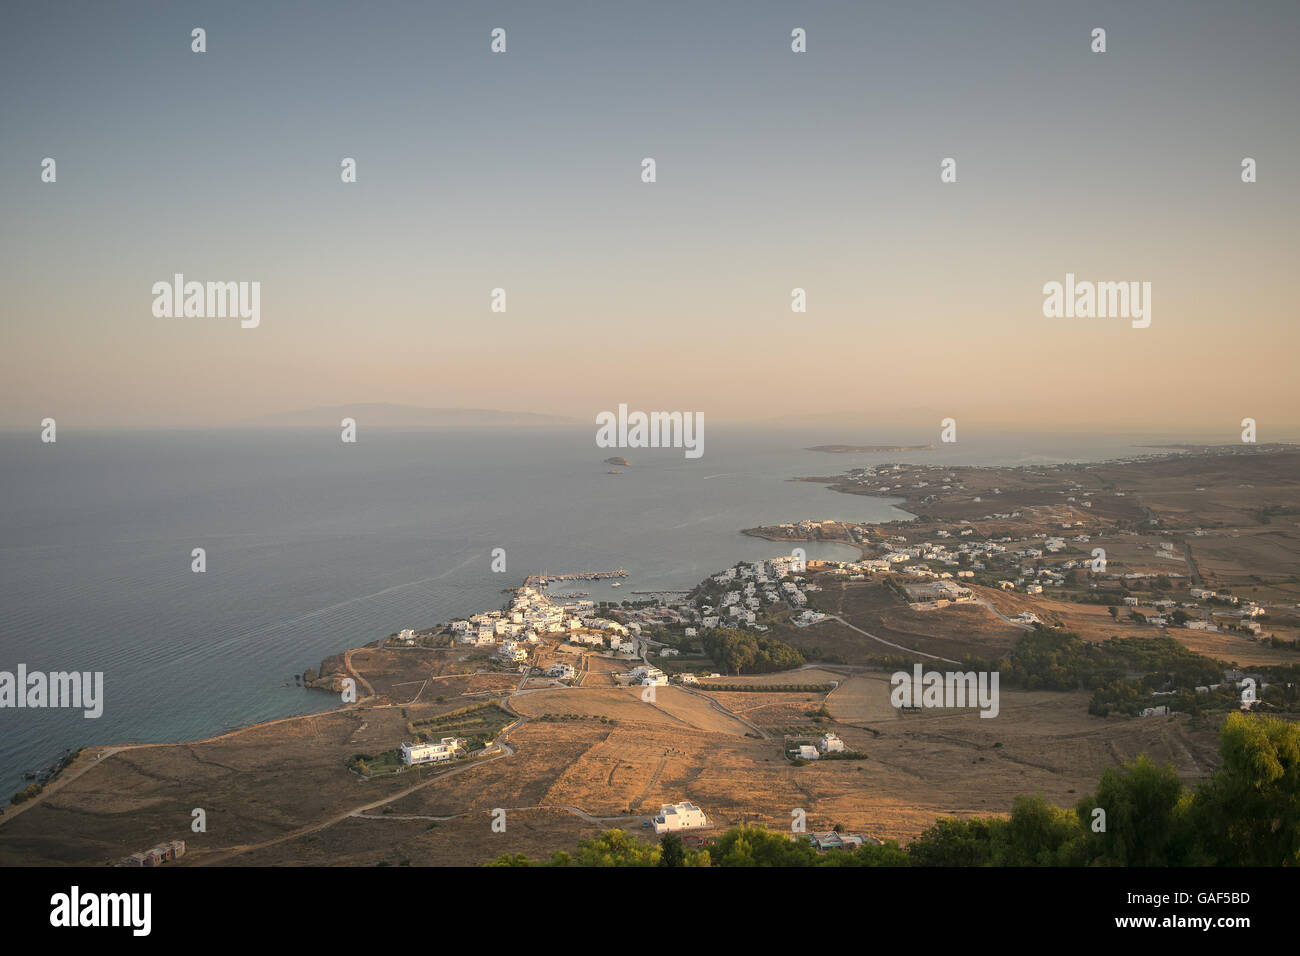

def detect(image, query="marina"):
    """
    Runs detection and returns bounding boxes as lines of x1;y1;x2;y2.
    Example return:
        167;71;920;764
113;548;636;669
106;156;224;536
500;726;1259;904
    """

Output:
525;570;629;588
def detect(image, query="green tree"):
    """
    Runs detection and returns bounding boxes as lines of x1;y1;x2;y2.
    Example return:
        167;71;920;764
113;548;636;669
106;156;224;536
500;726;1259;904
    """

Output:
708;824;819;866
989;794;1088;866
826;840;910;867
1193;712;1300;866
906;817;995;866
1076;755;1197;865
573;829;660;867
658;833;686;867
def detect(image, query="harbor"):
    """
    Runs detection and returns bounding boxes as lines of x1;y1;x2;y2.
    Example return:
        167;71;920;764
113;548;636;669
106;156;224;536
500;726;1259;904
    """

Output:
525;570;629;588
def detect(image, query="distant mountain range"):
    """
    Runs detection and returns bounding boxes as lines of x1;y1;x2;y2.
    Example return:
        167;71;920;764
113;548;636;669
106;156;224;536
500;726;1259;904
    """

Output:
237;403;578;428
806;444;936;453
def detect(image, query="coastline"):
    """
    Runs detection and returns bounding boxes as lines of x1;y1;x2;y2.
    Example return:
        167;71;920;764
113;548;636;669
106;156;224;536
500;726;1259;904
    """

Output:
19;443;1299;786
24;443;1298;789
9;443;1300;864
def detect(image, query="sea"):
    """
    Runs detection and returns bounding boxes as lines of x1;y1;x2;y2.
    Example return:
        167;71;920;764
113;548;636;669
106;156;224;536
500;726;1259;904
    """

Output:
0;425;1247;787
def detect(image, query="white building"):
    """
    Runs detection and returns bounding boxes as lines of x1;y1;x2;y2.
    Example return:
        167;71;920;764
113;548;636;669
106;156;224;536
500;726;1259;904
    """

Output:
400;737;462;766
818;732;845;753
629;665;668;686
498;640;528;662
652;801;708;834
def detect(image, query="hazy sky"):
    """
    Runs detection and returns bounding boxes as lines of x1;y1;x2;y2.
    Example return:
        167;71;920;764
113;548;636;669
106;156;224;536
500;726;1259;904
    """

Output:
2;1;1298;434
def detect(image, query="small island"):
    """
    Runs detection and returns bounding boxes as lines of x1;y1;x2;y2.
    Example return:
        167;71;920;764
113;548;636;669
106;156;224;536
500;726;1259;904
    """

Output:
603;456;631;466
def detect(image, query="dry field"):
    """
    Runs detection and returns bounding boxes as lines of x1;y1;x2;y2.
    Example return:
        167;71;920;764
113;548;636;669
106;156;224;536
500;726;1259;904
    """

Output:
584;654;633;682
791;580;1025;661
695;667;844;686
511;686;755;737
0;705;431;866
213;808;603;867
704;691;830;731
0;664;1228;864
1191;528;1300;596
347;647;447;699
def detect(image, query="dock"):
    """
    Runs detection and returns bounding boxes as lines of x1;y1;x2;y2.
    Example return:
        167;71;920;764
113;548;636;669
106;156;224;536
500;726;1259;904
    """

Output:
526;570;628;587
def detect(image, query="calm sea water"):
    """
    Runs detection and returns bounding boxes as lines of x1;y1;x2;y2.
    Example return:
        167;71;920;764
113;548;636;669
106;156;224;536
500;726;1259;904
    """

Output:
0;425;1210;786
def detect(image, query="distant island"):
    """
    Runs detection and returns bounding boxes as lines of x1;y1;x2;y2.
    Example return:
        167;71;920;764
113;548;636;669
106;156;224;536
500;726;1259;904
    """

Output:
236;403;578;428
806;444;937;453
603;457;630;466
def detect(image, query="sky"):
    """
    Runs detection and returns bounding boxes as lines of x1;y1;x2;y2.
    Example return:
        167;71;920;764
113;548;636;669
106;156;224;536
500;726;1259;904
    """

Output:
2;1;1298;435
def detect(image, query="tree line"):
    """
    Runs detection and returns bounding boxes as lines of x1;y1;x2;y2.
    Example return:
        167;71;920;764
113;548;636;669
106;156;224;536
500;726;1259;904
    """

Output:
700;627;805;675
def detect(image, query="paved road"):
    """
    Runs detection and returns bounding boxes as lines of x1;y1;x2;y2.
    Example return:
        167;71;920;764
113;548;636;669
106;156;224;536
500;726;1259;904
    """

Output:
970;597;1036;632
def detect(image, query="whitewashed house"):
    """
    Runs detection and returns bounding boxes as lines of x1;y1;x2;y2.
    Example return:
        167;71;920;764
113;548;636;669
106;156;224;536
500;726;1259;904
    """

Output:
400;737;462;766
652;801;708;834
819;733;845;753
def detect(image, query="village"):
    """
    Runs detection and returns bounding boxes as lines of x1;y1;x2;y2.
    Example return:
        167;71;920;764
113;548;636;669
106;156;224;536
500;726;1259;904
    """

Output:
373;452;1300;788
388;554;824;695
355;557;885;854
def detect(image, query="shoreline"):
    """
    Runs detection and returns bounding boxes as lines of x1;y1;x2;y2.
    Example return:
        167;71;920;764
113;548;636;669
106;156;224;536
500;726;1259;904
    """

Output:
10;443;1298;834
